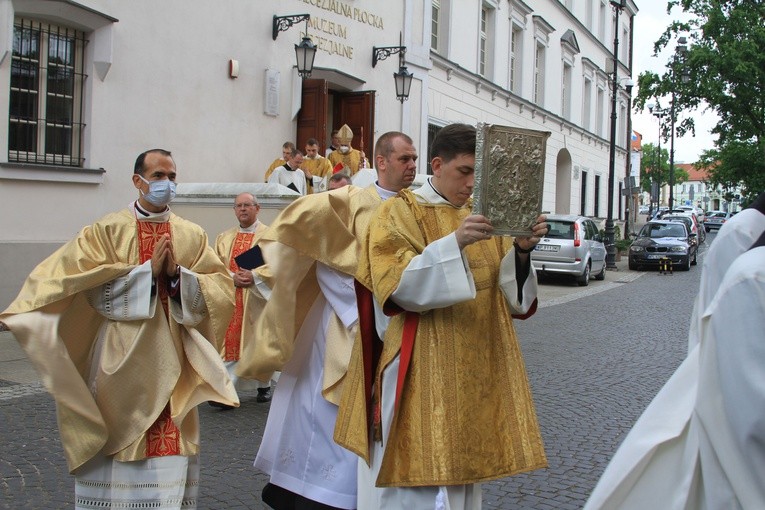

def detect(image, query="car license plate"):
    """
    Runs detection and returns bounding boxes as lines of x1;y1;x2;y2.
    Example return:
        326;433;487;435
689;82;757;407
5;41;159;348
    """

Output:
647;254;664;260
535;244;559;252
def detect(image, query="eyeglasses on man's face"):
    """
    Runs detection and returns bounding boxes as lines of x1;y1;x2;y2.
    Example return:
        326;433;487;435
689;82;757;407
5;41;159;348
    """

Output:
234;203;256;209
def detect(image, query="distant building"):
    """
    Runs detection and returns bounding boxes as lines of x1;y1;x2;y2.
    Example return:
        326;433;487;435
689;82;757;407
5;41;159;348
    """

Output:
673;163;743;212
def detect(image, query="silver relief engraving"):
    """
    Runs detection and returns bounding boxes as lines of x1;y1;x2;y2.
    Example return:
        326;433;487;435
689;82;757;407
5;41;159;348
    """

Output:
473;124;550;236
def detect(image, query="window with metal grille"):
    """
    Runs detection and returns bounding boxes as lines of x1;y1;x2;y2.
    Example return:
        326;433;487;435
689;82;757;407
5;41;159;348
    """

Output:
9;18;87;167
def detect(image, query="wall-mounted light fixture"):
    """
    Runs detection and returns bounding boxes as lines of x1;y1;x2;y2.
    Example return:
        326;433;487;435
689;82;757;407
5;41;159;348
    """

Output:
372;42;413;103
273;14;316;79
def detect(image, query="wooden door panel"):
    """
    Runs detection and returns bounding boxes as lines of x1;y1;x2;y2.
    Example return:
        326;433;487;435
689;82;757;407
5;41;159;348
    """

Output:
297;79;328;153
332;92;375;158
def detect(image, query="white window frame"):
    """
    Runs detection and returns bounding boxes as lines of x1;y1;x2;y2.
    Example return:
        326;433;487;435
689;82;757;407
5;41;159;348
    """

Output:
431;0;440;51
562;62;573;120
509;23;523;93
478;2;496;79
582;76;592;130
599;0;607;42
508;1;531;96
532;15;554;107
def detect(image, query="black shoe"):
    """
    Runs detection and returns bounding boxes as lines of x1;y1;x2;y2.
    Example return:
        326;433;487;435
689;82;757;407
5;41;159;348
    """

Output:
256;388;272;403
208;401;235;410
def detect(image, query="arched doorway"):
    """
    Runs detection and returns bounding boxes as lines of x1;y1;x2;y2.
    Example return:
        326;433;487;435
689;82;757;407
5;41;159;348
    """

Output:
555;149;573;214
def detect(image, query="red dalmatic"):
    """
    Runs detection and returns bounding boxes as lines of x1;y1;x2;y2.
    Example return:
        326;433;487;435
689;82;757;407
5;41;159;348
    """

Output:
137;220;181;457
222;232;255;361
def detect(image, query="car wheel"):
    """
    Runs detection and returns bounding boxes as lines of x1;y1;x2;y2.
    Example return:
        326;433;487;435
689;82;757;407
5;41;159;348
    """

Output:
594;262;606;281
705;227;710;233
691;249;698;266
682;255;691;271
577;263;591;286
629;258;637;270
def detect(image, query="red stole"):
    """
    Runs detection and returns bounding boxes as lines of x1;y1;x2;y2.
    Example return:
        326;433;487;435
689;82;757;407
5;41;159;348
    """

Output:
136;220;181;457
222;232;255;361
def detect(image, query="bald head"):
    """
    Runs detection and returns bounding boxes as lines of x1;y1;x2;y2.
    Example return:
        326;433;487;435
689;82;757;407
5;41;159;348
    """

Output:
233;192;260;228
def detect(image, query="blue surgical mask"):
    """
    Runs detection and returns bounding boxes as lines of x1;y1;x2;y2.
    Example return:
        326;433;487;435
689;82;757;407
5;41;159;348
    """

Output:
139;175;176;207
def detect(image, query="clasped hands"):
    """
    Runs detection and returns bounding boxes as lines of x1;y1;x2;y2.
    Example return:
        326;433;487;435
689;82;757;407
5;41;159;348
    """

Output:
233;268;254;288
150;233;180;279
456;214;548;251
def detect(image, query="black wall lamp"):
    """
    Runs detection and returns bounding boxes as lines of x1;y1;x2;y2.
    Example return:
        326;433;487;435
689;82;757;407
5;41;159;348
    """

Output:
273;14;316;79
372;44;413;103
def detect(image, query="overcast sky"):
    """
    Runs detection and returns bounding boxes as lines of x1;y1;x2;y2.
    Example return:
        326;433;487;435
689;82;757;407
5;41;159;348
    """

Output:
630;0;718;163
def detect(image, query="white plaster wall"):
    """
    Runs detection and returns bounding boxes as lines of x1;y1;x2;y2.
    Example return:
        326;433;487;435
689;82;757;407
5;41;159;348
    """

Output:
0;0;406;245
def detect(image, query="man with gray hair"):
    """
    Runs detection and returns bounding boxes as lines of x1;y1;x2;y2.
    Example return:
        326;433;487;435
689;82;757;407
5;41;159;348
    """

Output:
239;131;418;510
214;192;274;405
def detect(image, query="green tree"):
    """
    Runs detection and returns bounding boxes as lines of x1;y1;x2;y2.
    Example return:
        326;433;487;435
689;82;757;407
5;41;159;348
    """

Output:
633;0;765;201
640;142;689;192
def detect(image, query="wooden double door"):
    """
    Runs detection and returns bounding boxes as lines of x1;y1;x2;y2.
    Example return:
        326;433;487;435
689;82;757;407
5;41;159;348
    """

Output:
297;79;375;158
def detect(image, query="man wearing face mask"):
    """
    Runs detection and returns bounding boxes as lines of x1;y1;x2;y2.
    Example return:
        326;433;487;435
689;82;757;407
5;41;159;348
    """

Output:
0;149;237;509
328;124;370;176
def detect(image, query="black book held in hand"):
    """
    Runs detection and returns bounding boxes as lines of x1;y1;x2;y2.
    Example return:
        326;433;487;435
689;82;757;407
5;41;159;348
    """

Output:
234;245;265;270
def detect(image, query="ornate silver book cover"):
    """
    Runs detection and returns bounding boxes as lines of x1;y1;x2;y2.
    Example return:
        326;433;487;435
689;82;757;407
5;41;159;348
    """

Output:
472;124;550;236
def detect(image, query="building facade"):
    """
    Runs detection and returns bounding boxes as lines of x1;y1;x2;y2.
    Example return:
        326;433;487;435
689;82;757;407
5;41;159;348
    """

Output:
0;0;636;307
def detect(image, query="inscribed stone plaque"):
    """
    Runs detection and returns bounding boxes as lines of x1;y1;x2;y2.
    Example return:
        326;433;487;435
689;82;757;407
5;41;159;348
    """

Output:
472;124;550;236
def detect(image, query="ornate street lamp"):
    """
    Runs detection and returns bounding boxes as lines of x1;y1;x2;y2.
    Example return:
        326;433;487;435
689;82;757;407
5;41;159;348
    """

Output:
273;14;316;79
373;40;413;103
647;102;665;217
604;0;627;269
668;36;690;209
294;36;317;79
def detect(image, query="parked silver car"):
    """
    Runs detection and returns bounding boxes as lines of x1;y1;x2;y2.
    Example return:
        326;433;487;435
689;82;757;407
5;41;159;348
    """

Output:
704;210;732;232
531;214;607;286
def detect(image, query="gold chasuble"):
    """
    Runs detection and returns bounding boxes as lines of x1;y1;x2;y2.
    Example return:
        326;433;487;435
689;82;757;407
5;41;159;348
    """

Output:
328;149;369;176
301;156;333;193
335;189;547;487
264;158;285;181
236;185;382;403
214;222;269;362
0;208;237;472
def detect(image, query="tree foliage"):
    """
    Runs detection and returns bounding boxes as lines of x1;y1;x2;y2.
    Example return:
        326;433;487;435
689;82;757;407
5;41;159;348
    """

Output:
639;142;689;192
633;0;765;201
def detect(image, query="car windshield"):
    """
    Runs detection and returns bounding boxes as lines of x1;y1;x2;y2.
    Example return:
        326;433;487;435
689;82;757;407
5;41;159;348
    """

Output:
644;223;687;238
544;221;575;239
664;216;692;228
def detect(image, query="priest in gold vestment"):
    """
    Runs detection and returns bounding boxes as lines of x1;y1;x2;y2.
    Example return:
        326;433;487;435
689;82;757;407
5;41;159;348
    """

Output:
328;124;370;176
264;141;296;182
214;192;274;405
238;132;418;510
334;124;549;509
301;137;334;193
0;150;237;509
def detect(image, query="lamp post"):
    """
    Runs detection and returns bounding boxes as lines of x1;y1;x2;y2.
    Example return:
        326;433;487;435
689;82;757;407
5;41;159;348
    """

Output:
624;82;634;237
647;102;664;217
604;0;626;270
668;36;689;210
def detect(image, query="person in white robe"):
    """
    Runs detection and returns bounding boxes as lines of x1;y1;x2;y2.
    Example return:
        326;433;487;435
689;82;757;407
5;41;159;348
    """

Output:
687;192;765;352
246;132;419;509
268;149;308;195
584;192;765;510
